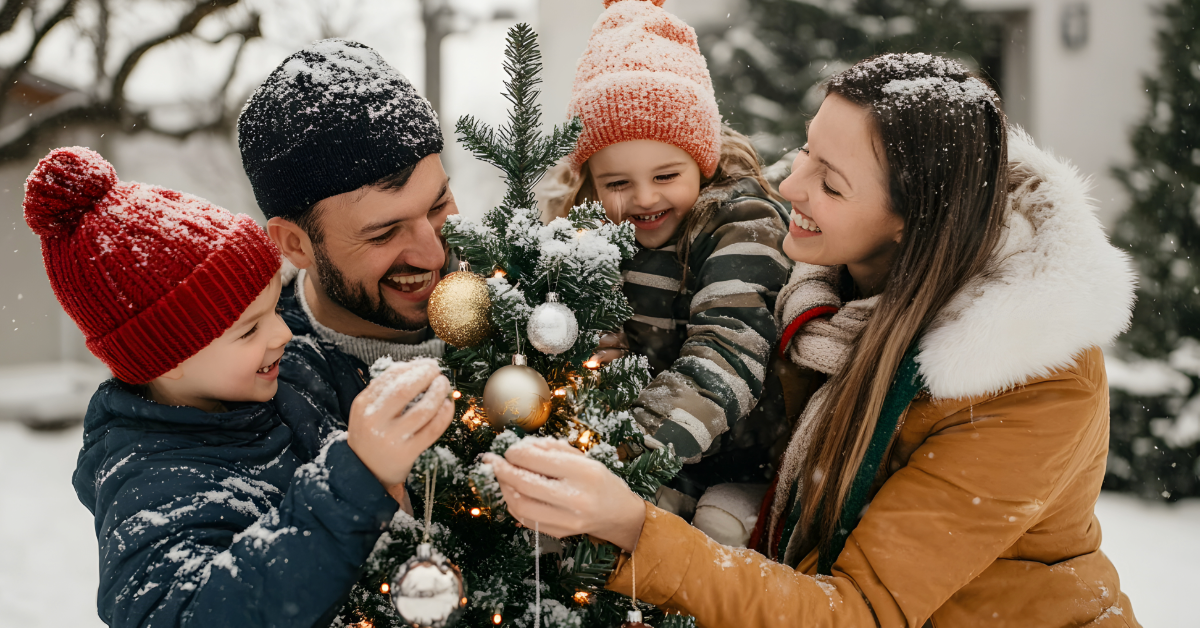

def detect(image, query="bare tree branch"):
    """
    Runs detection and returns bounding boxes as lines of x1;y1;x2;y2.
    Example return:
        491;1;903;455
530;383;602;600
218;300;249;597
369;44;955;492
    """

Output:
110;0;240;113
0;0;260;162
0;0;78;104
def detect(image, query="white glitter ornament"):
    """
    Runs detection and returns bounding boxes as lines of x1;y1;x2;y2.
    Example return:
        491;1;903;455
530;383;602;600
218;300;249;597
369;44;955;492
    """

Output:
526;292;579;355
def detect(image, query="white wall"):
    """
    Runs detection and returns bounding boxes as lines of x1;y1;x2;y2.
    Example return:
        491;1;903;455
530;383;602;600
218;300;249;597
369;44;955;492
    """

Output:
966;0;1160;225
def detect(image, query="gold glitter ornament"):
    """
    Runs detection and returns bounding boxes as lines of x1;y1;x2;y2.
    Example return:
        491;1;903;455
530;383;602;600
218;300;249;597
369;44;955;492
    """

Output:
482;354;552;431
428;266;491;347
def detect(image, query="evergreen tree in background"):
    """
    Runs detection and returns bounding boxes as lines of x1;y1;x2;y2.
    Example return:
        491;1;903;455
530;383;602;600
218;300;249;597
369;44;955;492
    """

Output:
700;0;1004;158
1107;0;1200;502
337;24;691;628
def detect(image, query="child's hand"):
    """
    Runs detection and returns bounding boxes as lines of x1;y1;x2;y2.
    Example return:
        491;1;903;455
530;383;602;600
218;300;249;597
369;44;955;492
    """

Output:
347;360;454;499
590;331;629;365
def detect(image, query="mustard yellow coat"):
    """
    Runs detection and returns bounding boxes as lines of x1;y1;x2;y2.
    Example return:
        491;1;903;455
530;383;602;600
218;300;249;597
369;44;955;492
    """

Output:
605;130;1142;627
608;348;1138;627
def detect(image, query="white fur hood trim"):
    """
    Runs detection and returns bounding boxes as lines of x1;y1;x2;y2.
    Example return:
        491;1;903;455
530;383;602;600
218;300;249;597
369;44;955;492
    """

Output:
916;128;1137;400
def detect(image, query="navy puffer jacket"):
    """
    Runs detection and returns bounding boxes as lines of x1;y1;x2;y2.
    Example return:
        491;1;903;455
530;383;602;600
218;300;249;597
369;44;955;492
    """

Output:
73;379;398;628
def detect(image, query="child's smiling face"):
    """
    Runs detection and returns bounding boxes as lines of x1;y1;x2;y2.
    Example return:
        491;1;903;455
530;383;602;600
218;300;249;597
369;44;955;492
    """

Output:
148;272;292;411
588;140;702;249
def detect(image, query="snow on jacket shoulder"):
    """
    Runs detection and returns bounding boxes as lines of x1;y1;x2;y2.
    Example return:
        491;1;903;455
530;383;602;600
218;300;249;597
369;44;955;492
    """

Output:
604;129;1142;627
276;276;372;424
73;381;397;628
625;177;792;488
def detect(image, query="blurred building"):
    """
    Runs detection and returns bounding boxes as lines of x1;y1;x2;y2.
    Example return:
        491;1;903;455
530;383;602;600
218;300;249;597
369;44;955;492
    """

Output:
538;0;1160;225
961;0;1160;225
0;0;1166;424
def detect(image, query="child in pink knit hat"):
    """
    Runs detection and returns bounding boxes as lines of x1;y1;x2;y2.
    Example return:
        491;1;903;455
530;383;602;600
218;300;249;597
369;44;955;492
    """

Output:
545;0;794;547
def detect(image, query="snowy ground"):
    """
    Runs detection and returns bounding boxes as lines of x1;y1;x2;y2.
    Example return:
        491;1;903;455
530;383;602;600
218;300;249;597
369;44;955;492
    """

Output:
0;421;1194;628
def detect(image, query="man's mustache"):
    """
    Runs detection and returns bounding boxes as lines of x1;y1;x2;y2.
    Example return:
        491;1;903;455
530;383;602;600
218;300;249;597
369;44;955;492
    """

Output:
380;239;452;278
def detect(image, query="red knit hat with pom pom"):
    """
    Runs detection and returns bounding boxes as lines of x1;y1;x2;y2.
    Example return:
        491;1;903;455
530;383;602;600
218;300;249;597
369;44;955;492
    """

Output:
24;147;281;384
567;0;721;177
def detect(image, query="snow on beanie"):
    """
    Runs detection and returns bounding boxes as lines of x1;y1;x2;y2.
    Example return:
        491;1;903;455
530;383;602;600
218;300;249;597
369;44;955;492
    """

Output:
566;0;722;177
24;147;281;384
238;39;443;221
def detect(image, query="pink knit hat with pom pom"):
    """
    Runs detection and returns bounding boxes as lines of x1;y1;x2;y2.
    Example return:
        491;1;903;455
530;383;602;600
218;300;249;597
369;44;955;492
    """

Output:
566;0;722;177
24;147;280;384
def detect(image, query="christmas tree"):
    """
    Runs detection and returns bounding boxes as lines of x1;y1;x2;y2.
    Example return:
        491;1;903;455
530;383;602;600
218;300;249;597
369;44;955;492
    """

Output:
1106;0;1200;502
700;0;1005;158
336;24;691;628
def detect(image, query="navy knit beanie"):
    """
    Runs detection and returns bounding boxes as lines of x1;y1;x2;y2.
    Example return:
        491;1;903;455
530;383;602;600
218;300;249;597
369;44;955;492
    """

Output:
238;39;443;221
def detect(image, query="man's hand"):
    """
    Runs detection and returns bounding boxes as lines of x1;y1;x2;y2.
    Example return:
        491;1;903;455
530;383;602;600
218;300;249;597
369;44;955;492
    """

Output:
483;438;647;552
347;359;454;502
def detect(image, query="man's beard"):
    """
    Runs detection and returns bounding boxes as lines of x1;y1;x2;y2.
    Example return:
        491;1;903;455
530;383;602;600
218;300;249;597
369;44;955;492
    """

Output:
311;242;429;332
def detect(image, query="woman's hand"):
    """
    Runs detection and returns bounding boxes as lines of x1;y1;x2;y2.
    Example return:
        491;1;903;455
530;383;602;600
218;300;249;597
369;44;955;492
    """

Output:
484;439;647;552
589;331;629;366
347;359;454;502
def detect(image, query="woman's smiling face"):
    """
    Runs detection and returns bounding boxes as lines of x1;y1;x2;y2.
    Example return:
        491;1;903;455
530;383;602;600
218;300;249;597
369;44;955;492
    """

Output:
779;94;905;295
587;140;702;249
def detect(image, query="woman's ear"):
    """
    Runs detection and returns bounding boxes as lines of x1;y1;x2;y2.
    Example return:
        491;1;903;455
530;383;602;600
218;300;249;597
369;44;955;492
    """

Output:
267;216;316;271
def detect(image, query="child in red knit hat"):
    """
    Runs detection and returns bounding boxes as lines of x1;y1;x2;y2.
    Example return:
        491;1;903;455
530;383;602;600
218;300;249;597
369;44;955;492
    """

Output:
25;146;453;628
543;0;793;546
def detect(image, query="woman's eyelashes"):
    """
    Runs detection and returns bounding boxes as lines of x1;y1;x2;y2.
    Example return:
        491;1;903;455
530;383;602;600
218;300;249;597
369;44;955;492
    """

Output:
822;180;842;197
654;172;680;183
240;324;259;340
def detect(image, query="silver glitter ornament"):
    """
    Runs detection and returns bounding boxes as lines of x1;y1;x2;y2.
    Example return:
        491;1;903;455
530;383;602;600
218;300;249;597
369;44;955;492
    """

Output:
526;292;579;355
388;543;467;628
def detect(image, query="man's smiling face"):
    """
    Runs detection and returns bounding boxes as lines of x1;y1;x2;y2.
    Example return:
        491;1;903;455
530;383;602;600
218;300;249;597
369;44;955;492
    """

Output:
289;154;458;332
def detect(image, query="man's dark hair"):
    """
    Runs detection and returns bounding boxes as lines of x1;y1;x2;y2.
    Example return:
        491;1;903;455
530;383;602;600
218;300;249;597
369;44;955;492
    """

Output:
291;162;418;245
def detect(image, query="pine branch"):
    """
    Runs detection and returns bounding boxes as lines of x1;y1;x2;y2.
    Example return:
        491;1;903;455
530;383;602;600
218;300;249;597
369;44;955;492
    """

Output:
454;22;582;216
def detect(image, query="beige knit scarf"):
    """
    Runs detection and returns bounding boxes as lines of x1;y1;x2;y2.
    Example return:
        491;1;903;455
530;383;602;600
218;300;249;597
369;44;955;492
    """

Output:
767;263;878;564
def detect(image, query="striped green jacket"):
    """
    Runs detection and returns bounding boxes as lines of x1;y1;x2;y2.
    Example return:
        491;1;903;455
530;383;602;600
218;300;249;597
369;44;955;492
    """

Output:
624;178;792;492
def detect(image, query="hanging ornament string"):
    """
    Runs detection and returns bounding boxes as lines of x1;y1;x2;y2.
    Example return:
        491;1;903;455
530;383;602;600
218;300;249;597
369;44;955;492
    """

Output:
631;552;637;616
534;521;541;628
424;457;439;543
624;550;647;627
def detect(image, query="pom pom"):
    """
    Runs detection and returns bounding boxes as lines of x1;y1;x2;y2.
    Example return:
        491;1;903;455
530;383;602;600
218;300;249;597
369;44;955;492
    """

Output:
24;146;118;237
603;0;666;7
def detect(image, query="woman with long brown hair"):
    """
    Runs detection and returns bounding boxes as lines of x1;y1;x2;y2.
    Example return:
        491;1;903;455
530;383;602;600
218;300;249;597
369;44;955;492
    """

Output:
485;53;1141;627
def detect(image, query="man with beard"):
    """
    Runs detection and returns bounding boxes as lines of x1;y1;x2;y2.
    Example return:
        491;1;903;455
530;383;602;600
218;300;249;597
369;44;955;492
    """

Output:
238;39;455;420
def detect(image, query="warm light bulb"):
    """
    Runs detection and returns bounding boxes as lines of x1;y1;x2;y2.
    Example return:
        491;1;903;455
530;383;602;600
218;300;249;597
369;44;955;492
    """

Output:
573;590;590;604
492;613;503;625
554;388;567;397
493;269;507;279
584;359;600;370
470;507;482;516
452;390;462;400
380;582;390;594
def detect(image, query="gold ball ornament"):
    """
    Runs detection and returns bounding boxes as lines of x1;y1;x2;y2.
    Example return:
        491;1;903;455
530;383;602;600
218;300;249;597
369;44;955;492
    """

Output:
482;354;552;431
428;270;491;347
